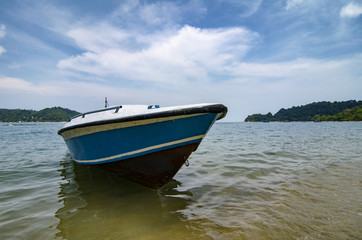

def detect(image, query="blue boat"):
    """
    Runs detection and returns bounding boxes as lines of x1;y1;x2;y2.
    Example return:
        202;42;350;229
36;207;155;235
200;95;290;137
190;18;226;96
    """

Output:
58;103;227;188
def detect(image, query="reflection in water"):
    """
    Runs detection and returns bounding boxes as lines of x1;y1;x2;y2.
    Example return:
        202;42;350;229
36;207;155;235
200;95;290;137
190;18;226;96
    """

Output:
55;154;205;239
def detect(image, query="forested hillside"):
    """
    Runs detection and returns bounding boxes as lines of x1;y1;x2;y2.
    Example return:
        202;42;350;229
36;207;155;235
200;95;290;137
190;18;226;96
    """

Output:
0;107;80;122
245;100;362;122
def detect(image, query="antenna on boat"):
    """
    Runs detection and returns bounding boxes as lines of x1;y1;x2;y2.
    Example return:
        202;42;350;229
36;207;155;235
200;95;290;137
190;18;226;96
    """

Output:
105;97;108;108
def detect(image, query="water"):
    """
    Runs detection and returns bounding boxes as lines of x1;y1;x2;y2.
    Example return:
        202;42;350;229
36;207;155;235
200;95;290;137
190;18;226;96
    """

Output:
0;122;361;239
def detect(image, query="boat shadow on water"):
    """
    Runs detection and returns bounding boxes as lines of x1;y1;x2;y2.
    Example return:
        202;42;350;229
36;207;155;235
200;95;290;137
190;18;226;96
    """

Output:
55;154;197;239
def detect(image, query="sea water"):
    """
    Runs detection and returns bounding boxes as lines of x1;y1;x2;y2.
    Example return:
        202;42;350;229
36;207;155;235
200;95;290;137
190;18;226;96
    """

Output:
0;122;361;239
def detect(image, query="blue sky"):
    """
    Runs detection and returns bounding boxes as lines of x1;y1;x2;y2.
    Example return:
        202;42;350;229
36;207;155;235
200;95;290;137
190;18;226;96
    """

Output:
0;0;361;121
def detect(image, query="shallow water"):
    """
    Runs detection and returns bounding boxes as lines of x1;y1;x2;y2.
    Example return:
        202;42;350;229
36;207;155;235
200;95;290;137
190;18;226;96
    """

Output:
0;122;361;239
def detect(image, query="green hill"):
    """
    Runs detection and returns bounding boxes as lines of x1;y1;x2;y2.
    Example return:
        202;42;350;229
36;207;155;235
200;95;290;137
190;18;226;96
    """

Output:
0;107;80;122
315;106;362;121
245;100;362;122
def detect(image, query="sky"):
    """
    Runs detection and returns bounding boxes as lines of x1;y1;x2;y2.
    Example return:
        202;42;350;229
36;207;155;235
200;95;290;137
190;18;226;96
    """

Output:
0;0;361;121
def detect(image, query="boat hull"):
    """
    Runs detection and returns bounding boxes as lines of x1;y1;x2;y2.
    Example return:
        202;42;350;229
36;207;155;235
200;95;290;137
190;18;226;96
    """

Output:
58;104;227;188
100;142;200;188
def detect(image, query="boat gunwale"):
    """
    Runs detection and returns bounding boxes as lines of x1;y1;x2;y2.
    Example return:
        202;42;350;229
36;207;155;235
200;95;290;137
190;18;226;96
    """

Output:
57;104;227;135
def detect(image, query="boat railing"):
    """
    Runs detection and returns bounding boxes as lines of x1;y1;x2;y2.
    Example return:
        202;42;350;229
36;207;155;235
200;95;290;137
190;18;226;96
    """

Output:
69;104;160;121
69;105;123;121
148;105;160;109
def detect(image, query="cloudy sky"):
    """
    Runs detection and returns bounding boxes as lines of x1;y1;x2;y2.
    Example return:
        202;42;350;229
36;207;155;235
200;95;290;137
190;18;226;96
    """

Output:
0;0;361;121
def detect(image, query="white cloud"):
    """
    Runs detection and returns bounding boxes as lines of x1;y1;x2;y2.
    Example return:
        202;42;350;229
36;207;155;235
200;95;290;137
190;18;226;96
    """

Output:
110;0;206;28
285;0;304;10
0;24;5;56
0;76;154;100
229;58;352;80
340;2;362;18
59;25;258;86
66;24;130;52
0;24;5;38
220;0;262;17
0;46;5;56
0;76;58;95
138;2;181;25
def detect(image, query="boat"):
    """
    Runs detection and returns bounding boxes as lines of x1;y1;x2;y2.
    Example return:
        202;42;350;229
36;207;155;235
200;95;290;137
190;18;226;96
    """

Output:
58;103;227;188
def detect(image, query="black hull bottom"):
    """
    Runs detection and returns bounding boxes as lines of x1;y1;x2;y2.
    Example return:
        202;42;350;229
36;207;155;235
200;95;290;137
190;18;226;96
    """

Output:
97;142;200;189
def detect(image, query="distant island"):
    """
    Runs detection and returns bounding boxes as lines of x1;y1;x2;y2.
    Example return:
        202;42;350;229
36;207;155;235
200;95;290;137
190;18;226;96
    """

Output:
245;100;362;122
0;107;80;122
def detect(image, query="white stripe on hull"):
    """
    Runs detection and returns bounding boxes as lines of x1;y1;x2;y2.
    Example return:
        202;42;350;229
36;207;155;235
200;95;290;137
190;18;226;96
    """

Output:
73;134;205;164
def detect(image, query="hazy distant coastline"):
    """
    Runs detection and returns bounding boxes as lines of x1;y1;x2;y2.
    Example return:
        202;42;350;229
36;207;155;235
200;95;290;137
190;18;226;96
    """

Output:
0;107;80;122
245;100;362;122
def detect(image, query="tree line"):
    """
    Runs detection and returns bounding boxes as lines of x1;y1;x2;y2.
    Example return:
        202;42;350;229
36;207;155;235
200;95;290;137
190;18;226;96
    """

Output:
0;107;80;122
245;100;362;122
